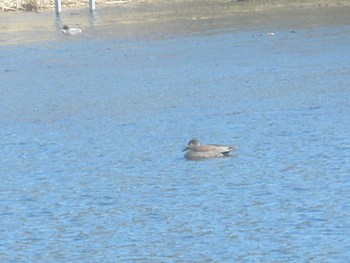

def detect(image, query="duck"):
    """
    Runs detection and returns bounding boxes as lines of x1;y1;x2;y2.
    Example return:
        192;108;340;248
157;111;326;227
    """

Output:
183;139;235;160
61;25;82;35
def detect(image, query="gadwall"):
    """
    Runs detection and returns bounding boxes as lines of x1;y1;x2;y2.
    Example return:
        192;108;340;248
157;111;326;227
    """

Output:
61;25;82;35
183;139;235;159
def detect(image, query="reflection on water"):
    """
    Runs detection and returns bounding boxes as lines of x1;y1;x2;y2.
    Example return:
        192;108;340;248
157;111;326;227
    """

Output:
1;7;350;262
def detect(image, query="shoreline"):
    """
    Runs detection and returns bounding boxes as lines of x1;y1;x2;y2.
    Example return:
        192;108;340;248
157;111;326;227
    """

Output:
1;1;350;46
0;0;132;12
1;0;350;12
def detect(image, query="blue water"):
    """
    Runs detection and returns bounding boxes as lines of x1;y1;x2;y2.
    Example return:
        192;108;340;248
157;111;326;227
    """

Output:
1;21;350;261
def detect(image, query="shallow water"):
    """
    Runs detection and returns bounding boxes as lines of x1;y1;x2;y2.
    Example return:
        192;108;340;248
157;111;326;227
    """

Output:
1;9;350;261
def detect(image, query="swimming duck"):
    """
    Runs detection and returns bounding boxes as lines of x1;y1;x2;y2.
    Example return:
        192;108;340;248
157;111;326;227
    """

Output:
61;25;82;35
183;139;235;159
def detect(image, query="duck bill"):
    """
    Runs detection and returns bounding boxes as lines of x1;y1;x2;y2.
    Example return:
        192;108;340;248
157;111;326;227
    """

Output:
182;147;189;152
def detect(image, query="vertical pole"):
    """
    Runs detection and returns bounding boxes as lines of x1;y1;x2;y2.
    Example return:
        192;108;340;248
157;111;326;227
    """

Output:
89;0;95;12
55;0;62;14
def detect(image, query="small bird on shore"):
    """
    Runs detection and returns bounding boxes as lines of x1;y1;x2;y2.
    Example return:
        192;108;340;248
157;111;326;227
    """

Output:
61;25;82;35
183;139;235;160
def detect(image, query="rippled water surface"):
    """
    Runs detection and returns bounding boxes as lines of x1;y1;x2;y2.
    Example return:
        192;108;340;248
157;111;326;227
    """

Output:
1;11;350;261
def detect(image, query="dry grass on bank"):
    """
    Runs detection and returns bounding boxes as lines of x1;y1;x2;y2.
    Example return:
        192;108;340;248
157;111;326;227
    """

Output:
1;0;349;12
0;0;133;11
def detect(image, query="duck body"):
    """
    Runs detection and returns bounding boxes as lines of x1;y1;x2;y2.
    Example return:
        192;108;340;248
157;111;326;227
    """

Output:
183;139;235;160
61;25;82;35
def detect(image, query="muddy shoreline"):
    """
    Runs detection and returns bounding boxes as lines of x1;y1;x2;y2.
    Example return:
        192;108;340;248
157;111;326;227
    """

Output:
1;1;350;45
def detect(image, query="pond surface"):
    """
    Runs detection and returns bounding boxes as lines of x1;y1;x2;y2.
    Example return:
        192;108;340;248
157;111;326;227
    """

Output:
1;6;350;261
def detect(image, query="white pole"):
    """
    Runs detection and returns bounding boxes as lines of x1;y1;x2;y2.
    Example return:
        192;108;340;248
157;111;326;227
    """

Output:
55;0;62;14
89;0;95;12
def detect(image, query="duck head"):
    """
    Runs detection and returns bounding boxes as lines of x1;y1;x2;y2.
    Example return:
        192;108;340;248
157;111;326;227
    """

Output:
182;139;201;151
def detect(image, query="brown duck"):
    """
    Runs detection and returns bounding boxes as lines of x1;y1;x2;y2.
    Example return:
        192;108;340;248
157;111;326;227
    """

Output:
183;139;235;159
